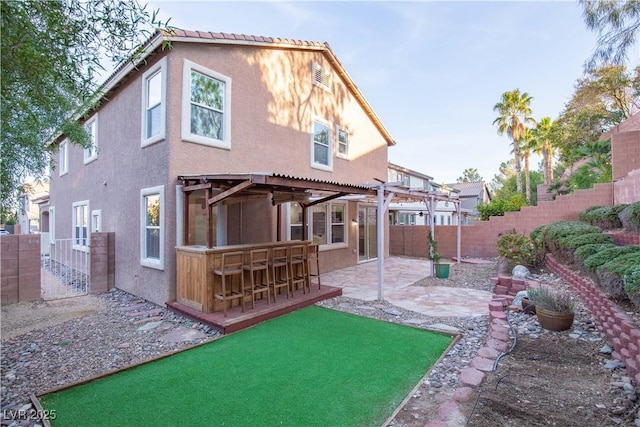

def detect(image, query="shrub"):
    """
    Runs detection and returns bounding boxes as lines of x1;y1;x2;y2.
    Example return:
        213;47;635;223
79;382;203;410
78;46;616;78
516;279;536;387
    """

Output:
496;229;537;266
619;202;640;233
579;206;624;229
538;221;601;256
530;225;548;264
596;252;640;298
563;232;613;250
623;265;640;310
583;245;640;274
560;232;613;265
574;243;617;268
578;205;605;220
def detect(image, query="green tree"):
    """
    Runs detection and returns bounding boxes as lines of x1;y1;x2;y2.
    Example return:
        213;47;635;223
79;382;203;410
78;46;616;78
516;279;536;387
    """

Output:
493;89;535;195
530;117;559;185
551;65;637;195
457;168;483;183
1;0;171;207
521;129;534;204
581;0;640;68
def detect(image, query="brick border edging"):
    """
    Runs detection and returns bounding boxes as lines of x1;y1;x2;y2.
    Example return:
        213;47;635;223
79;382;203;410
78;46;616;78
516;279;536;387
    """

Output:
605;231;640;246
544;253;640;385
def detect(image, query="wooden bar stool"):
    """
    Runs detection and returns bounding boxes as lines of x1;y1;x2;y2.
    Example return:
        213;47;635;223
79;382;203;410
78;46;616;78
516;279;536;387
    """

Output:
270;246;290;302
289;244;309;294
307;244;321;290
213;251;245;317
243;248;271;310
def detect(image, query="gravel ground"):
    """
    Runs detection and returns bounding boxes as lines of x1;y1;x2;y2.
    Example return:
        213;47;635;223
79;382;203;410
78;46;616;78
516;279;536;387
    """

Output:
1;259;638;426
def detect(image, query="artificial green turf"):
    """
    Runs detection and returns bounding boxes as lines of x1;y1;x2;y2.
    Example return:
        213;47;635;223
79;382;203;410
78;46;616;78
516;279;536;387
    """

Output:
42;306;453;426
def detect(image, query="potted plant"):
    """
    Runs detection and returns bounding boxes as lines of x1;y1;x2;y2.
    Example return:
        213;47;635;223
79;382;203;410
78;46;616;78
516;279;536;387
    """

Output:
526;285;575;331
427;229;449;279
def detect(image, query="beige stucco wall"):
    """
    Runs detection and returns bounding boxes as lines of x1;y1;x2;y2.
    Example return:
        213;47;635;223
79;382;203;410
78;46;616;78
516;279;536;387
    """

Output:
49;41;390;305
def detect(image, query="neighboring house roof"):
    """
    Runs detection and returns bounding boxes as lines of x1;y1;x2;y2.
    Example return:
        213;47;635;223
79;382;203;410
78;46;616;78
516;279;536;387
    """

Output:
449;182;491;201
388;162;434;181
93;29;395;147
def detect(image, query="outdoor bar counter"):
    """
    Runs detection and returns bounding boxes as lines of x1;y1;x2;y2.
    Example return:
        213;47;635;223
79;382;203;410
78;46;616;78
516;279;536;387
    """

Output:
176;241;311;313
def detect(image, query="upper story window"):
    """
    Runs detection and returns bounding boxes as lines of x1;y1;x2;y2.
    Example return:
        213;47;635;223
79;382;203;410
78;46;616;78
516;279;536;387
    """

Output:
337;127;349;158
141;57;166;147
311;119;332;170
84;116;98;164
312;62;331;91
72;200;89;251
59;140;68;176
181;60;232;150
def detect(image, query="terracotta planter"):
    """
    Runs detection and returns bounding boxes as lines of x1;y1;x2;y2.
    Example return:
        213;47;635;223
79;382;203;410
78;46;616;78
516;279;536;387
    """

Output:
535;307;574;331
521;298;536;315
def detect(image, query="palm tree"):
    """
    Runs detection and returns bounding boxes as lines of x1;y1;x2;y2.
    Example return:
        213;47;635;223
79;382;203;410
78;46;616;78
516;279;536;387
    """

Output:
521;129;533;204
530;117;558;185
493;89;535;194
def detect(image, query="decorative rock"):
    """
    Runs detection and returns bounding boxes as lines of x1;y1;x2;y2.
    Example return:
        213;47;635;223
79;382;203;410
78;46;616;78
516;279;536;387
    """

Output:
459;367;484;388
159;327;207;343
601;344;612;354
382;308;402;316
512;265;530;279
605;360;623;370
137;321;164;331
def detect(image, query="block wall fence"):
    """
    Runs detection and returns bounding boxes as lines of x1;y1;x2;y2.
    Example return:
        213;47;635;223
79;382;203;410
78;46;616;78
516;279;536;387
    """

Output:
0;234;41;304
390;182;615;259
390;124;638;259
0;232;115;305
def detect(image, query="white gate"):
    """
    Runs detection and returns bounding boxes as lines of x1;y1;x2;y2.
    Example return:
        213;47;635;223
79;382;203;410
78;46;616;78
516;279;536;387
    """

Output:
41;239;90;300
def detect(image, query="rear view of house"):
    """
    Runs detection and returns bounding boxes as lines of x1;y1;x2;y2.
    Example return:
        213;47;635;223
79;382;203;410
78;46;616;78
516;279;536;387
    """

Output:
47;30;395;306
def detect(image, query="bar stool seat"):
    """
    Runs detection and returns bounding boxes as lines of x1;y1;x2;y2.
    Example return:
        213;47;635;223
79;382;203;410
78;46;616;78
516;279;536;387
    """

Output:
289;244;309;294
307;244;321;290
243;248;271;310
213;251;245;317
269;246;291;302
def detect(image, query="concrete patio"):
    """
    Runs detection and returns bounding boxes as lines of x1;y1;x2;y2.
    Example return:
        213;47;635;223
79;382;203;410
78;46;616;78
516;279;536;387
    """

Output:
320;257;493;317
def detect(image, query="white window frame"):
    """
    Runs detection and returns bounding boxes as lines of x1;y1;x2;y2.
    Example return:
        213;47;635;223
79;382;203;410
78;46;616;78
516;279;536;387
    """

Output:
59;140;68;176
336;126;349;159
140;185;165;270
181;59;232;150
287;202;347;249
311;118;333;171
91;209;102;233
72;200;90;251
141;57;167;147
49;206;55;243
312;62;332;92
83;115;98;164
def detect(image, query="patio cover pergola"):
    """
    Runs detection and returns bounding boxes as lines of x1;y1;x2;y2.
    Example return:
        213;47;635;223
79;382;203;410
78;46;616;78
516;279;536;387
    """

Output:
177;173;461;301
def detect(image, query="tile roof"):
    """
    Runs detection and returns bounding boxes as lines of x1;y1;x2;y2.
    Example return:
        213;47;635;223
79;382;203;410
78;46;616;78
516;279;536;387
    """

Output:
167;29;330;50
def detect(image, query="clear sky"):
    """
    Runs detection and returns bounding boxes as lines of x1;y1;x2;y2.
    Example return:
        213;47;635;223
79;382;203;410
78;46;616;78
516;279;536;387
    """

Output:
148;0;613;185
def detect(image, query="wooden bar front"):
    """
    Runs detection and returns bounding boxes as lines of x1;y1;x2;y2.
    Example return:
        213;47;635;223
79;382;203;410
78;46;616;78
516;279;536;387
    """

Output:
176;241;311;313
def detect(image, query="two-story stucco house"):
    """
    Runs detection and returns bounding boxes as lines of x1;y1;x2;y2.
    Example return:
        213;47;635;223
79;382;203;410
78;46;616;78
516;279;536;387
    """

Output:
47;30;394;306
387;162;468;226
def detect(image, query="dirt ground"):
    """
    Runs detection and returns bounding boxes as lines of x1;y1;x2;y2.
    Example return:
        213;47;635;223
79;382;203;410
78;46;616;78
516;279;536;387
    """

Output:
392;328;638;427
1;295;105;340
461;334;633;427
